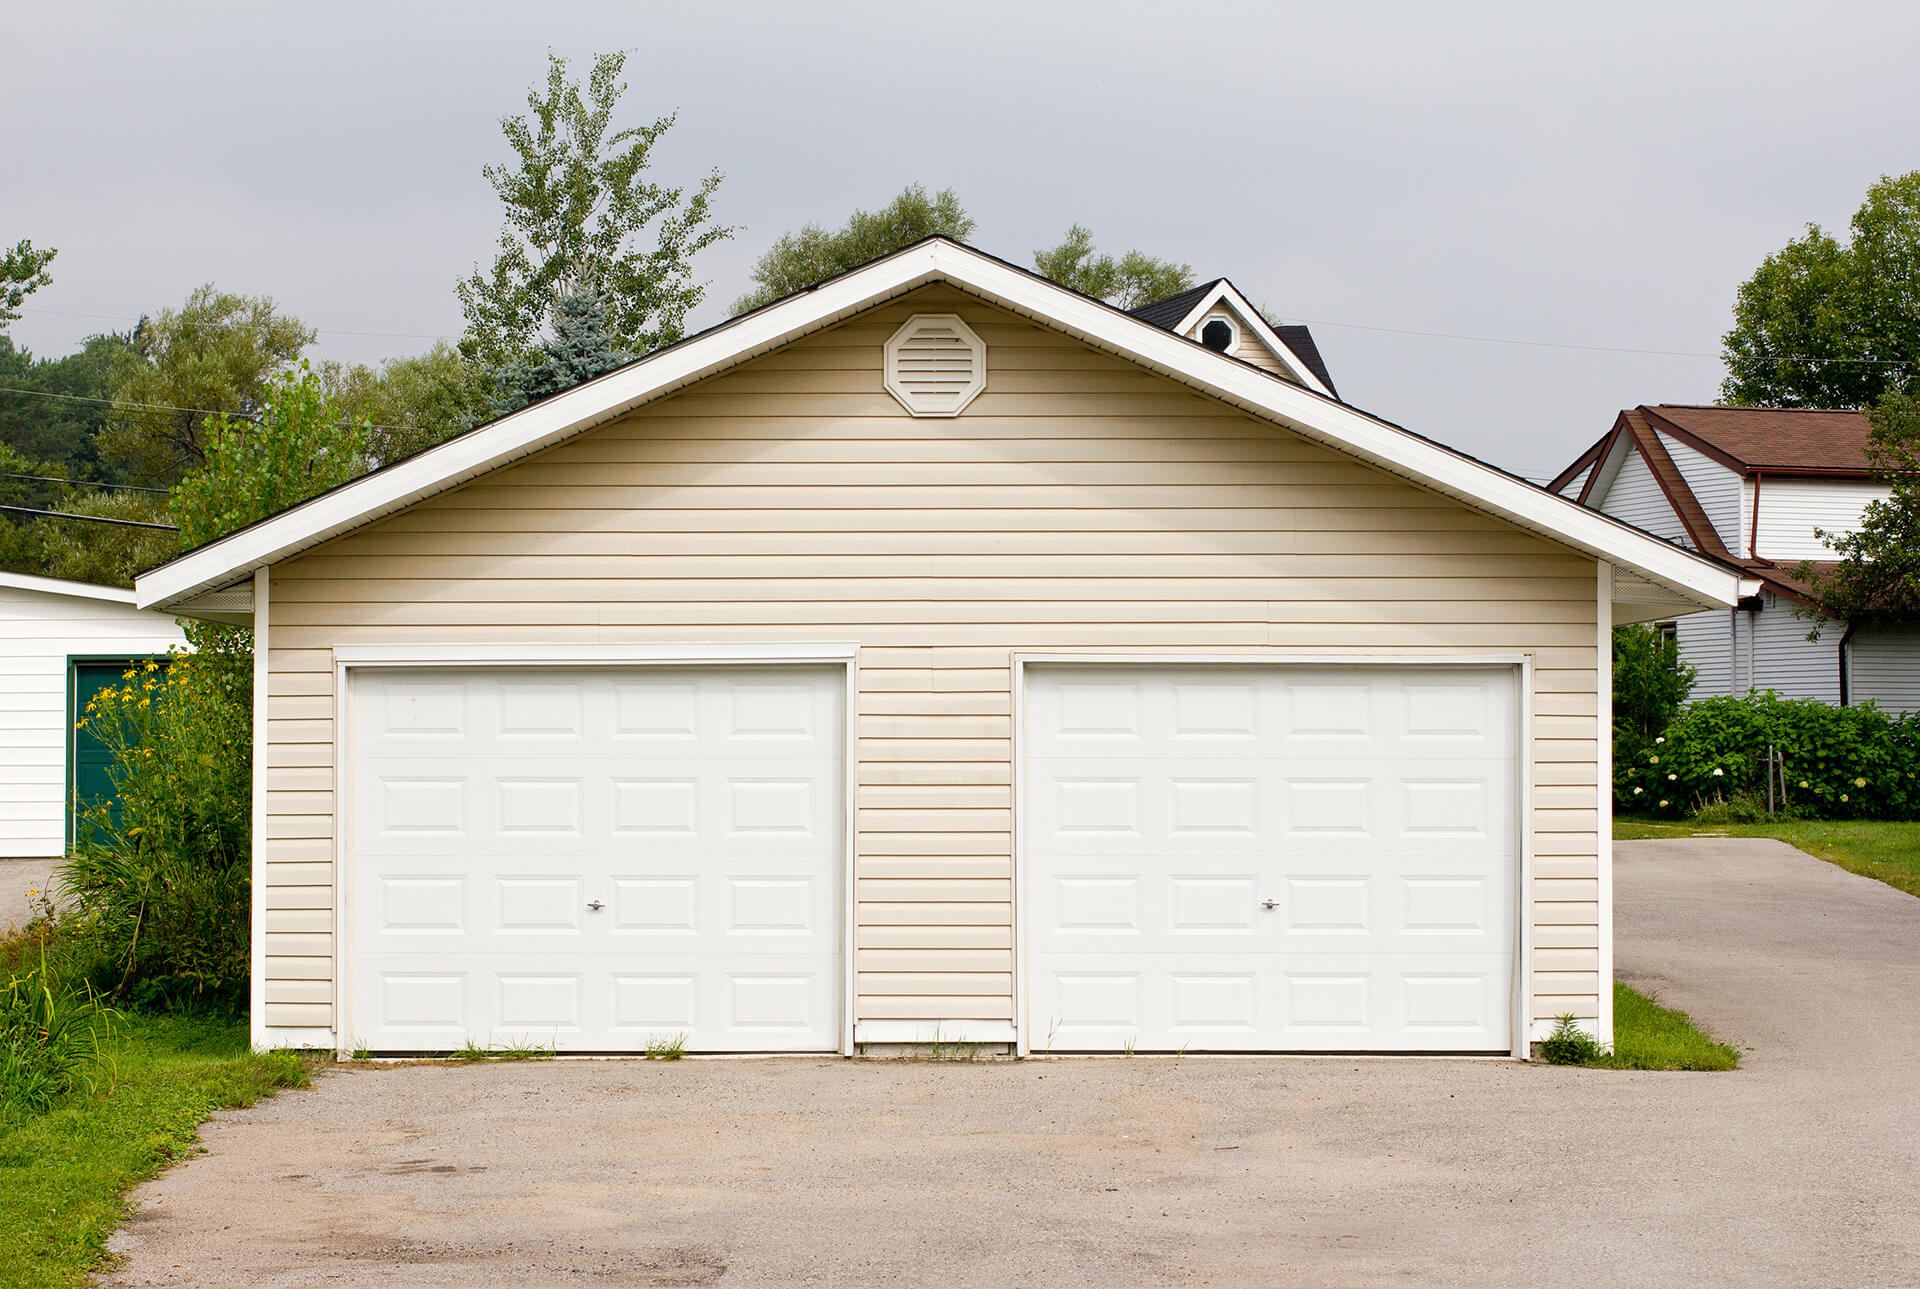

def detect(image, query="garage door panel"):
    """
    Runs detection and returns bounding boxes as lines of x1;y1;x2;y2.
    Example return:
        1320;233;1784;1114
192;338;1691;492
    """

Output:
1026;665;1517;1054
350;666;843;1053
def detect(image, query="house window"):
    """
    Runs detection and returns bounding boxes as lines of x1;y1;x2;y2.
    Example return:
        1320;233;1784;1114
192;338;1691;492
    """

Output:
1200;316;1238;353
1656;621;1678;646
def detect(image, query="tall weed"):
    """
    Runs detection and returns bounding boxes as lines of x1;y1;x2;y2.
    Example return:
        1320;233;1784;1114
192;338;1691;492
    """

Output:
62;639;251;1008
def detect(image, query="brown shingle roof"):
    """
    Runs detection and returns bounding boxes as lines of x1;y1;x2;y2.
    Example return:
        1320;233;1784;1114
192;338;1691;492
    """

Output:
1643;405;1873;475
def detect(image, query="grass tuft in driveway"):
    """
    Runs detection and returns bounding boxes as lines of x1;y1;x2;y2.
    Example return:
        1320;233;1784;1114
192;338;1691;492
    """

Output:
1540;982;1740;1071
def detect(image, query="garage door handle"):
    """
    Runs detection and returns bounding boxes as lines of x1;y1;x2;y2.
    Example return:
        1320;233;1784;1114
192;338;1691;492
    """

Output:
587;900;605;912
1261;899;1278;910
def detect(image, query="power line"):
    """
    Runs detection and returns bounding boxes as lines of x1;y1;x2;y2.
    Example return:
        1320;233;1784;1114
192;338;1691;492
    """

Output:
16;304;455;343
0;504;177;530
0;472;168;494
21;300;1917;368
0;384;421;433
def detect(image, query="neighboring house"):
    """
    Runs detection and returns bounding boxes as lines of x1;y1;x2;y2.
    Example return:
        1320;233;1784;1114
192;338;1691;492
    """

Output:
135;238;1737;1059
1553;405;1920;712
0;571;188;859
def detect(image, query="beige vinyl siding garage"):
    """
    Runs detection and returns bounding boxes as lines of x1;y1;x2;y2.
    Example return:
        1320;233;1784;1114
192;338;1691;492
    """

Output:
259;284;1602;1036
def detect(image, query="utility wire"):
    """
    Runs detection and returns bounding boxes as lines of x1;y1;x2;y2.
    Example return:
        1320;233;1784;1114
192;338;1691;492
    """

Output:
0;504;177;530
0;472;169;494
19;302;1920;365
0;384;421;433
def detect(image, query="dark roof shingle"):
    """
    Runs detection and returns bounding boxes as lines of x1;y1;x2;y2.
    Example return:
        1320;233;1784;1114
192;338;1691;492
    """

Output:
1644;405;1874;474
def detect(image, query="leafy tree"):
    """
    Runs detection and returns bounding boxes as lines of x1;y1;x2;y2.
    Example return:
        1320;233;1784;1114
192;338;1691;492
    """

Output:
1613;624;1697;745
0;332;140;479
33;489;179;588
0;238;56;330
731;184;975;314
1721;171;1920;409
458;51;732;370
323;342;498;467
172;361;368;551
1033;224;1195;309
492;288;636;416
1795;391;1920;630
100;285;315;486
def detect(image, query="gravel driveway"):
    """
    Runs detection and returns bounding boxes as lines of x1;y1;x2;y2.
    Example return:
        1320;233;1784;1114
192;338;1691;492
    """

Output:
103;838;1920;1288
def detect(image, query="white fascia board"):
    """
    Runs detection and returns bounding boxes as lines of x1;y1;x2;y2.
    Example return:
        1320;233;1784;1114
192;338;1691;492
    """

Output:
1169;280;1334;398
136;239;1738;613
0;570;139;605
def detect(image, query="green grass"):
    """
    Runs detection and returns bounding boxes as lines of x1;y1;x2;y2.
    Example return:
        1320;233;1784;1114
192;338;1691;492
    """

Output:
1540;983;1740;1071
0;1012;311;1289
1616;817;1920;898
1608;982;1740;1070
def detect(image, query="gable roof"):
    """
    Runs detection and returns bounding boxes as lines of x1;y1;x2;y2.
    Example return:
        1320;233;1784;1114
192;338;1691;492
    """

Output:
1644;405;1873;476
1128;278;1336;397
135;238;1739;614
1272;324;1337;398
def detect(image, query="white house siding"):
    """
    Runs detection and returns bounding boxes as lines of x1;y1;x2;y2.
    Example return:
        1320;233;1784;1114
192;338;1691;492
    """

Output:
1732;597;1842;703
1598;445;1692;547
1663;437;1742;553
0;587;187;858
1557;463;1593;500
1850;626;1920;714
1754;479;1892;561
260;284;1605;1040
1674;609;1733;699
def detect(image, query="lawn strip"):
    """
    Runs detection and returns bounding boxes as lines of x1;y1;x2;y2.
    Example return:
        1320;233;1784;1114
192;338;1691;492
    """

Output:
0;1013;311;1289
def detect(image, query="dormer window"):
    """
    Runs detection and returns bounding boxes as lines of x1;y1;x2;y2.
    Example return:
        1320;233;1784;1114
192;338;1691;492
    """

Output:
1200;316;1237;353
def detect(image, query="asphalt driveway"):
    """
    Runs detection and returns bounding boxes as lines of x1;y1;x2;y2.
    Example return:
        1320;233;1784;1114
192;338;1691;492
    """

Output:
103;838;1920;1288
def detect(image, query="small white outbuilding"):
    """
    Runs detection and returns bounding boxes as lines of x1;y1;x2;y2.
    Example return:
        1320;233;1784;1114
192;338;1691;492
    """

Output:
0;571;188;859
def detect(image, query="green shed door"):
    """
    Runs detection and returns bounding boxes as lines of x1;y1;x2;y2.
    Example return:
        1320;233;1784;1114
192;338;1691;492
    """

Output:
70;659;164;849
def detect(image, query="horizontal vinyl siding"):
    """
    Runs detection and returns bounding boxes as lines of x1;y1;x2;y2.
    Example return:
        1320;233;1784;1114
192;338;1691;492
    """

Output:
1736;597;1841;703
1676;609;1734;699
1753;478;1891;561
1663;437;1742;553
264;284;1602;1034
0;592;186;857
1595;445;1692;547
1850;626;1920;714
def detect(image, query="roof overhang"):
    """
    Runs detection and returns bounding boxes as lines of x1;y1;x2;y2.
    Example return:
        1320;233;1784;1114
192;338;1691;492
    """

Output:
136;239;1741;616
0;570;140;605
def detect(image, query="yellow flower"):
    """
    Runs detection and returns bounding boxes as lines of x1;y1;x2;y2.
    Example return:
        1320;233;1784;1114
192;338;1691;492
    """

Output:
1649;755;1660;764
1854;777;1867;788
1658;800;1669;808
1841;793;1850;803
1632;787;1643;795
1799;780;1810;789
1668;773;1677;781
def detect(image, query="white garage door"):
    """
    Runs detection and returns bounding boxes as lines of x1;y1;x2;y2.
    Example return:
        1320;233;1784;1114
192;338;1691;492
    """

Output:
1026;665;1518;1053
347;666;844;1053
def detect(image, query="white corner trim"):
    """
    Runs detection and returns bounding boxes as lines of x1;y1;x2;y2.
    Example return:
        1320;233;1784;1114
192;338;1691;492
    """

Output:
1596;559;1615;1049
854;1020;1018;1045
249;567;270;1052
1169;280;1332;397
0;569;140;604
135;239;1739;613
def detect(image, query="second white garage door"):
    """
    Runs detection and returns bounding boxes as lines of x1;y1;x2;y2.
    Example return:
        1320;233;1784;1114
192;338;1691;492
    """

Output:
347;665;844;1053
1026;664;1519;1053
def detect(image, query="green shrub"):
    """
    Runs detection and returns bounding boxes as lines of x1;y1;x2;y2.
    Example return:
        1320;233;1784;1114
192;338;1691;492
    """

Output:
60;640;252;1009
0;944;118;1119
1616;691;1920;820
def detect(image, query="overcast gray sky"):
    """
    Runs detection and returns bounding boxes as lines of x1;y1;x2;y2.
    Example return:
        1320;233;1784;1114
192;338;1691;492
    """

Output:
5;2;1916;480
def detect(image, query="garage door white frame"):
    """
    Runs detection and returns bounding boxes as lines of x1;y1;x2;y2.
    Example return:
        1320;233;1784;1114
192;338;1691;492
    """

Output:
1012;653;1533;1059
330;643;859;1058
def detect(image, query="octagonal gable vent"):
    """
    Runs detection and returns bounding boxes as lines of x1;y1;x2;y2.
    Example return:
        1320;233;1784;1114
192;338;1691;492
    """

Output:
884;314;987;416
